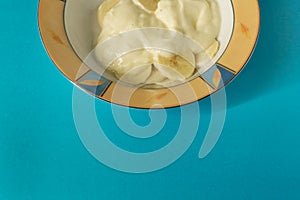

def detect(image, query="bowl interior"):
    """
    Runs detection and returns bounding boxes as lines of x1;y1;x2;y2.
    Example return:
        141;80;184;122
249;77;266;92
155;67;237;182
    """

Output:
64;0;234;85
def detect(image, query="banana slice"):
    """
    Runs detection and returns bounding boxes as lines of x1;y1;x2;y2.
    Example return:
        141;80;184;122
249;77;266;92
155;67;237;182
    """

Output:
108;50;153;85
116;64;152;85
206;40;220;58
155;51;195;81
195;40;220;72
144;66;168;84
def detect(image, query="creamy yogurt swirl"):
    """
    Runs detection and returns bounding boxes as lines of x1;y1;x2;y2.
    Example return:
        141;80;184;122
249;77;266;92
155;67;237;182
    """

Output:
96;0;221;86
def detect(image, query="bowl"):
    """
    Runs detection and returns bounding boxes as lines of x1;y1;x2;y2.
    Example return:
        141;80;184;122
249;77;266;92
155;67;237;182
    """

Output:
38;0;260;108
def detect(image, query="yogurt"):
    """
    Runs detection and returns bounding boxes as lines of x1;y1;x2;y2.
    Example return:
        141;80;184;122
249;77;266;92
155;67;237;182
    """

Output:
96;0;221;85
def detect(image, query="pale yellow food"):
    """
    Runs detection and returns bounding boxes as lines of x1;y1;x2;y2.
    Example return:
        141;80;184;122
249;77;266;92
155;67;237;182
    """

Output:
96;0;221;85
108;50;153;84
156;51;195;81
97;0;164;43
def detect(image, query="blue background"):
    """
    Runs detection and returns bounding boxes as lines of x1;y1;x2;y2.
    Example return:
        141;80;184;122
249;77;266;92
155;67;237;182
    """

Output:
1;0;300;199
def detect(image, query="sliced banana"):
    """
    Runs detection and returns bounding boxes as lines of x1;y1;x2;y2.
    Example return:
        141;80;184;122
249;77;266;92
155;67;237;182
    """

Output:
144;66;168;84
155;51;195;81
108;50;153;85
206;40;220;58
116;64;152;85
195;40;220;71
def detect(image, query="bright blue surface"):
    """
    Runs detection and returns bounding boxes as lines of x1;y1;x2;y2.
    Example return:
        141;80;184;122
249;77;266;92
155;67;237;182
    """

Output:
1;0;300;199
